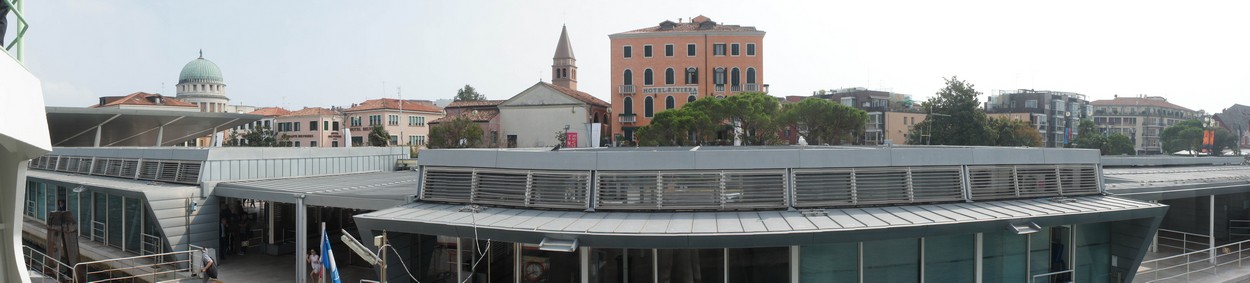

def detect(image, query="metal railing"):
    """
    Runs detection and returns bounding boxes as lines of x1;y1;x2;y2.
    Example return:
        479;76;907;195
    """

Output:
22;245;74;282
91;220;106;243
619;85;636;94
2;0;29;61
1156;229;1210;253
1232;220;1250;239
141;233;164;256
1136;237;1250;282
73;248;197;282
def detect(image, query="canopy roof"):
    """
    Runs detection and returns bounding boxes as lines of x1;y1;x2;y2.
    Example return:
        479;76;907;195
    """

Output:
46;106;260;147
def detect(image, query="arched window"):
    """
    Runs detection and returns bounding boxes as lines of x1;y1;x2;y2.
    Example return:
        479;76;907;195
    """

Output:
747;68;757;84
644;69;654;85
665;96;675;109
623;97;634;114
685;67;699;84
688;95;697;103
644;96;654;117
731;68;741;86
665;68;675;85
623;70;633;85
714;68;726;85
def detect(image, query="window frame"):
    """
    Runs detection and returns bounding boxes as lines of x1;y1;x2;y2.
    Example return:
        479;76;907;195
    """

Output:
644;44;653;58
731;43;740;56
644;96;655;118
665;68;675;85
623;45;633;58
713;43;726;56
747;43;757;56
665;44;674;57
644;68;654;86
687;43;697;57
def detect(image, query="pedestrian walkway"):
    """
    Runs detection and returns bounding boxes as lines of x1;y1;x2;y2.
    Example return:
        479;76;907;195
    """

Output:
1136;243;1250;282
212;251;375;283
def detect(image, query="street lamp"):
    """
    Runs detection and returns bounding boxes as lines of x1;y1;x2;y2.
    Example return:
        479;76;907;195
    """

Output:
926;113;952;145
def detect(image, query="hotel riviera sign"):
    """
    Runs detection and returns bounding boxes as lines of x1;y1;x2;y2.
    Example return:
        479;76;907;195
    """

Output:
642;86;698;95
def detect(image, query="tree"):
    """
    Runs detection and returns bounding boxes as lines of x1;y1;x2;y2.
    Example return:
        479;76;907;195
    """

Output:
428;117;485;148
1069;120;1135;155
225;125;288;147
636;107;717;146
717;92;784;145
1162;120;1206;155
988;117;1043;147
454;84;487;102
368;125;391;146
780;98;867;145
906;77;992;145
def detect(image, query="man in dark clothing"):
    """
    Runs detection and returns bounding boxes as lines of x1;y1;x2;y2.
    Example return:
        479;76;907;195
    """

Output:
1;1;10;47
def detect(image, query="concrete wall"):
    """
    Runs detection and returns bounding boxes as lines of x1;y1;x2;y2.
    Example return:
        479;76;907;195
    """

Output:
500;106;592;148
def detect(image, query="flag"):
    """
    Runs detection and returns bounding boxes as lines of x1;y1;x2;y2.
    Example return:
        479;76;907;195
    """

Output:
321;224;342;283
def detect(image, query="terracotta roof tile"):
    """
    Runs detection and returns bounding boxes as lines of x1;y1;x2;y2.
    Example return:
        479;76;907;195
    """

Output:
344;98;442;113
541;82;610;108
247;107;291;117
1090;97;1194;112
92;92;196;108
429;109;499;124
613;16;761;35
283;107;339;117
446;100;506;108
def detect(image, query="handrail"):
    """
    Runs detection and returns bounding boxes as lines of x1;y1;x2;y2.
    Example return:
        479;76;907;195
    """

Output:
2;0;29;61
22;245;74;281
1137;236;1250;282
73;249;197;282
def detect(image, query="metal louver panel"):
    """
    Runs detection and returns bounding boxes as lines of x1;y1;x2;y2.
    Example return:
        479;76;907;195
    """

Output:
792;168;854;207
471;169;529;206
91;158;110;175
722;170;787;209
655;171;723;209
158;162;180;182
1015;165;1061;198
1059;164;1099;195
968;165;1019;200
119;160;139;178
851;168;911;205
176;162;201;183
528;171;590;209
421;167;475;202
908;166;965;203
138;161;161;180
595;171;661;209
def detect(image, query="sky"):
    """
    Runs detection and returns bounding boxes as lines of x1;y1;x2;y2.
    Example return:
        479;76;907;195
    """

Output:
18;0;1250;114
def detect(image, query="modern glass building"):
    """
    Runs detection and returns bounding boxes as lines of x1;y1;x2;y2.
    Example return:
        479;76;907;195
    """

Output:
355;146;1167;283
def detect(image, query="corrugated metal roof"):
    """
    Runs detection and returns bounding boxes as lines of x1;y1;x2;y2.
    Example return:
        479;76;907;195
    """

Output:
1102;165;1250;200
355;195;1163;248
214;171;416;210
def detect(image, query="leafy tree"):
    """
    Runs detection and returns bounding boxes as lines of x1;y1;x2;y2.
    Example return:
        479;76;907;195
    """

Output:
225;125;288;147
636;107;717;146
906;77;992;145
428;117;485;148
988;117;1043;147
454;84;487;102
780;98;867;145
717;92;784;145
368;125;391;146
1162;120;1206;155
1069;120;1135;155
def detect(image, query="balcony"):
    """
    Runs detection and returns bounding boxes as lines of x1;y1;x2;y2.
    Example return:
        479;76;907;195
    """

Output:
619;85;636;94
731;85;742;92
619;113;637;123
744;84;759;92
715;84;726;92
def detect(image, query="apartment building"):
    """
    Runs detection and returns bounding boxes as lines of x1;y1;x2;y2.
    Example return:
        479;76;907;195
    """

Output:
1090;95;1200;154
985;89;1092;147
816;88;922;145
609;15;765;142
274;107;343;147
343;98;444;148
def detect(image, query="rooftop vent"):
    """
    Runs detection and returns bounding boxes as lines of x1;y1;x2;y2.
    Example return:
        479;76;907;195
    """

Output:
659;20;677;30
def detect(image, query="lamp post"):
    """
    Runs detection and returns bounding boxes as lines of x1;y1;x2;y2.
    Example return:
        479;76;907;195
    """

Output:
925;113;952;145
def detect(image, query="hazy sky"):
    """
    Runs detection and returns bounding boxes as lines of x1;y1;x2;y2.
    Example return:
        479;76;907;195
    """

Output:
20;1;1250;114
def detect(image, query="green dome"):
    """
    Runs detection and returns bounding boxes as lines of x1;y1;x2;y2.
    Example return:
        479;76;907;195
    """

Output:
178;56;223;84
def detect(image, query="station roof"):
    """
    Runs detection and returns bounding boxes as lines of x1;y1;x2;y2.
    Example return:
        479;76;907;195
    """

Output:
213;171;417;210
1104;165;1250;200
46;106;261;147
355;195;1165;249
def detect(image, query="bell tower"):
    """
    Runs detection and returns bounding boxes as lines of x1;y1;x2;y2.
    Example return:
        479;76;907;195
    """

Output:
552;25;577;90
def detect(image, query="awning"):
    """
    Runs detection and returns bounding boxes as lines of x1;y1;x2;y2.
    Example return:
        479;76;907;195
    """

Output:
355;195;1166;249
1103;165;1250;200
214;171;417;210
46;106;261;147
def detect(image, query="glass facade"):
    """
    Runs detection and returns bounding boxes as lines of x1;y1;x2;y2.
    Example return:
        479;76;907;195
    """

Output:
381;226;1126;283
22;181;167;256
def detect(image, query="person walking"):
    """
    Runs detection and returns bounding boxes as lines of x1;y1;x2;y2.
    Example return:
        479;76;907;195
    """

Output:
307;249;323;283
201;248;218;283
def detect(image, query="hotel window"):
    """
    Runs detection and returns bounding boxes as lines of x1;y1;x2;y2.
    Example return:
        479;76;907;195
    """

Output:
688;95;697;103
294;122;301;132
731;68;741;86
644;45;653;58
644;96;654;117
747;43;756;56
323;121;329;131
714;68;726;85
665;96;675;109
332;121;339;131
731;43;740;56
388;115;399;126
687;43;697;56
623;97;634;114
369;115;382;126
623;46;632;58
665;44;674;57
332;141;339;147
714;44;726;56
310;141;318;147
665;68;675;85
623;69;633;85
747;68;757;84
410;116;425;127
310;121;318;131
644;69;654;85
294;141;301;147
685;67;699;84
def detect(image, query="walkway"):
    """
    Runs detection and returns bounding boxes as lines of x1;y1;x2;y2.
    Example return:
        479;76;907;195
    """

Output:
213;252;376;283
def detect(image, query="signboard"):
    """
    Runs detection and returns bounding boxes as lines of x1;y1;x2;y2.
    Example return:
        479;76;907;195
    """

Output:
642;86;698;94
565;132;578;148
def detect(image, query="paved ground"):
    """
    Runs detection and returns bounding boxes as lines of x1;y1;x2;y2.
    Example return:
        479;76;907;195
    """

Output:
212;251;376;283
1136;246;1250;282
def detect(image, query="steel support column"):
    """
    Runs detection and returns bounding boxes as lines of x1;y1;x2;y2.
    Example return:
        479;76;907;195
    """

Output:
1211;194;1217;264
295;194;307;283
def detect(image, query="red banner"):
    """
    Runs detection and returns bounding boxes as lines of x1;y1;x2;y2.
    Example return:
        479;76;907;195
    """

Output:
565;132;578;148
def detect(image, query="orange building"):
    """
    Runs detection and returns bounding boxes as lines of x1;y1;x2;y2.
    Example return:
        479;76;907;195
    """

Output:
609;15;766;143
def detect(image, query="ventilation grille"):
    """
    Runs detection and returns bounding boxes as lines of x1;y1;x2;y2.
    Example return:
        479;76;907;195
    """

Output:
968;164;1100;200
793;166;963;208
27;155;203;185
421;167;590;209
595;170;787;210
